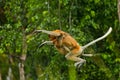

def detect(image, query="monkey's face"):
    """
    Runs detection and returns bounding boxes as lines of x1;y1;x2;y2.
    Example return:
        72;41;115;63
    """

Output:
48;30;64;41
48;35;56;41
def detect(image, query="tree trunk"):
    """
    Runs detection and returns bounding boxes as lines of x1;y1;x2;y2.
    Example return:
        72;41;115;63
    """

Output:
19;28;27;80
6;67;13;80
68;61;77;80
118;0;120;22
0;71;2;80
19;63;25;80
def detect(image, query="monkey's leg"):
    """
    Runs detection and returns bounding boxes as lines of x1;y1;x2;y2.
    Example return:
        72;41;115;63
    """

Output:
65;53;86;67
63;46;70;52
82;54;93;57
39;41;53;48
74;59;86;68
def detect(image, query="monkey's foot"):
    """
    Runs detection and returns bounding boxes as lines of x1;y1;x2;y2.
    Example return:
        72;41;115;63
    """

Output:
74;60;86;68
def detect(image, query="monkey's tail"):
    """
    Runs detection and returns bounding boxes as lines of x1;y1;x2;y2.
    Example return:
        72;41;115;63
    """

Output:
82;27;112;50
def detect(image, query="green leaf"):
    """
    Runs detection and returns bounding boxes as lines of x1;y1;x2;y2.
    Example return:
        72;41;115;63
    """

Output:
91;10;95;17
102;54;108;59
85;15;91;20
115;58;120;62
0;49;4;54
94;0;100;4
109;41;115;51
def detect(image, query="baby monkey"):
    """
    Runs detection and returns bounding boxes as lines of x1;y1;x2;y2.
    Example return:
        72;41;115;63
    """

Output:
35;27;112;67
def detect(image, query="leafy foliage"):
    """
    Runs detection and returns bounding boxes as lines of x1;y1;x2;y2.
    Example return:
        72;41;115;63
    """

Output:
0;0;119;80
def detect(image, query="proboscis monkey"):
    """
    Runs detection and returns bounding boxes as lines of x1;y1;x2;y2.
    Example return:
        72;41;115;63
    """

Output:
35;27;112;67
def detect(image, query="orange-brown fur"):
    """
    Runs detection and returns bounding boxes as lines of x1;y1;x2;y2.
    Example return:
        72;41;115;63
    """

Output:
36;27;112;67
49;30;81;55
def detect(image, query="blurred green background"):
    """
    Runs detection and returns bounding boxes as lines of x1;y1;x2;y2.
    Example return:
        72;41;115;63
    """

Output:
0;0;120;80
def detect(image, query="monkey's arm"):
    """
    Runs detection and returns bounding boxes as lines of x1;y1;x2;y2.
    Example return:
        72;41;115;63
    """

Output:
39;41;53;48
35;30;61;36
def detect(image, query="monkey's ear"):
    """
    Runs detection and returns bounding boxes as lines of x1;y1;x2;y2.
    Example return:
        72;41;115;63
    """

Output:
35;30;61;36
